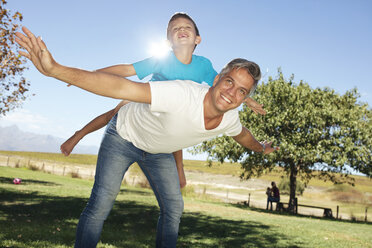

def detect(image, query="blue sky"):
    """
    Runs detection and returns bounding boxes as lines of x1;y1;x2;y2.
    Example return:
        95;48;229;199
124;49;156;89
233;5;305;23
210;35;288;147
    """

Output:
1;0;371;159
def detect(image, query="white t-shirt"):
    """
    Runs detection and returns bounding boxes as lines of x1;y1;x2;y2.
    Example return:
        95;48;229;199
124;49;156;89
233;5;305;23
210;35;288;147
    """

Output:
116;80;242;154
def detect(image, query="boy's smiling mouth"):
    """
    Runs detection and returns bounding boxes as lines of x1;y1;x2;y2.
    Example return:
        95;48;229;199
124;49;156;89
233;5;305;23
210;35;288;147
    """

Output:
178;33;188;38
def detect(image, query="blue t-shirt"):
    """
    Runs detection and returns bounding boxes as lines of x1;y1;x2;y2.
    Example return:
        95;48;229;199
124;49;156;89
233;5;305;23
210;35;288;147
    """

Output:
133;52;217;87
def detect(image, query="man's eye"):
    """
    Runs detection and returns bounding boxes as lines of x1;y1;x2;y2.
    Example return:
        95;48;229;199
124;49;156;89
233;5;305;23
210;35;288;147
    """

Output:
240;89;247;95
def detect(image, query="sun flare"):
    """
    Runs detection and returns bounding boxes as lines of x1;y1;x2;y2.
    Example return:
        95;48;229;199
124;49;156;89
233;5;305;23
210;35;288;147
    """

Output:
148;40;171;58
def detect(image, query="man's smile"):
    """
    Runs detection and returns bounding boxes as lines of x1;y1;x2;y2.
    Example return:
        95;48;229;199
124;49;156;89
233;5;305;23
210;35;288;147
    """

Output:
220;94;232;104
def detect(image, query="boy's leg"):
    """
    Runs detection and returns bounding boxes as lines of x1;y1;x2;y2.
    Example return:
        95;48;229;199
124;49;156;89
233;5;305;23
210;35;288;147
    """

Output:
138;153;183;248
75;115;137;248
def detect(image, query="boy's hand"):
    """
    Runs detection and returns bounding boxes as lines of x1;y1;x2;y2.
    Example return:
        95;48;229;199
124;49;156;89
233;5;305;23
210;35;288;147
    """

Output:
178;165;187;188
15;26;58;77
245;97;266;115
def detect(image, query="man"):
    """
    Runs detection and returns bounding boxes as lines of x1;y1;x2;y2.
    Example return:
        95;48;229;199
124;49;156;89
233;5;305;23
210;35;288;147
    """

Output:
16;27;279;248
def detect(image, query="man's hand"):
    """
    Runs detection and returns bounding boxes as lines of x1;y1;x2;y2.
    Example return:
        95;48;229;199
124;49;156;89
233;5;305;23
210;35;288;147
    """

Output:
261;140;279;155
15;26;58;77
245;97;266;115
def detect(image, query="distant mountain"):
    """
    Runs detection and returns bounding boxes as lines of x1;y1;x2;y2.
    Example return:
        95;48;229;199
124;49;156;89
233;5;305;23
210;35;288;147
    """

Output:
0;125;98;154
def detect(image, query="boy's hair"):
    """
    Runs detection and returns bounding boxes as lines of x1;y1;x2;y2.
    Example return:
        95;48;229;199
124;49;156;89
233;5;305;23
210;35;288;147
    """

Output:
167;12;200;36
219;58;261;97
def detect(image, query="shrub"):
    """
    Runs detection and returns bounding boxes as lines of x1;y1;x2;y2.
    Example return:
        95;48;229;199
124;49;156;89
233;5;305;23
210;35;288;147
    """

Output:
70;171;81;179
278;178;305;196
331;190;364;204
28;163;40;171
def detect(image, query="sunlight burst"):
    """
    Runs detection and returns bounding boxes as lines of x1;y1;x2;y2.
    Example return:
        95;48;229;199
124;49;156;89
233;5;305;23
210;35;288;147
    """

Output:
148;40;171;58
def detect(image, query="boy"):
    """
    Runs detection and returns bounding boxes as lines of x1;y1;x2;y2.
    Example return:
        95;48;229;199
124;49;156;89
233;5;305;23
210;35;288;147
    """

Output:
60;13;265;188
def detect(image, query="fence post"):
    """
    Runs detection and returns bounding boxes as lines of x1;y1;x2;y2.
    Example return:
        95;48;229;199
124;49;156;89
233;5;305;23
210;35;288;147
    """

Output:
337;206;339;219
247;193;251;207
294;197;298;214
365;207;368;222
63;167;66;176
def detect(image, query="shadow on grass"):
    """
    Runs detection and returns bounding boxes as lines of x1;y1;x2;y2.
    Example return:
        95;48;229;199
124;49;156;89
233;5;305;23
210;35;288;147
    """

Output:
0;187;303;248
0;176;60;186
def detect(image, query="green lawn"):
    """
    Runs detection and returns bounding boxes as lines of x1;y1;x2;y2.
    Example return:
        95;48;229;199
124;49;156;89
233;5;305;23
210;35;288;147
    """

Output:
1;166;371;248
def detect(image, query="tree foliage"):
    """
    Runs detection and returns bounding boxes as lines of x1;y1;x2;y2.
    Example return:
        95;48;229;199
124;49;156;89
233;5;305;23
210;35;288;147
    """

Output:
194;70;371;207
0;0;28;115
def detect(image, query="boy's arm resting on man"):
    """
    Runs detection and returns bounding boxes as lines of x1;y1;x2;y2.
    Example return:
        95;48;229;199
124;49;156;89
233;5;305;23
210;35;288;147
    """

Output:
232;127;278;154
15;27;151;103
244;97;266;115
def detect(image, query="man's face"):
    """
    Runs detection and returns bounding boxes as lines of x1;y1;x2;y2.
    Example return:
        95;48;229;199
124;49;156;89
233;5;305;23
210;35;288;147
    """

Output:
211;68;254;113
167;17;201;48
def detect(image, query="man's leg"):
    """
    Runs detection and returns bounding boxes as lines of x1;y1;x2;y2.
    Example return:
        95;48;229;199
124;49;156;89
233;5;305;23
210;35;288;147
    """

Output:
75;115;137;248
138;153;183;248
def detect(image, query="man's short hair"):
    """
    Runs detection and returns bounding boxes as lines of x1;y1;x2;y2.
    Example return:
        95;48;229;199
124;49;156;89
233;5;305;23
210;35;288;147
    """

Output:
219;58;261;97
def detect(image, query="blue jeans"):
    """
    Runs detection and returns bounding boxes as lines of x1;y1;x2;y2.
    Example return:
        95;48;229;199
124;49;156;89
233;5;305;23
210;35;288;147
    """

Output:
75;115;183;248
267;196;280;210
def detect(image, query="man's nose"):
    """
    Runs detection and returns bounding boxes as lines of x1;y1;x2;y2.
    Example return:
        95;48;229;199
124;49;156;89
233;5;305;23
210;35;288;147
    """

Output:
226;86;236;96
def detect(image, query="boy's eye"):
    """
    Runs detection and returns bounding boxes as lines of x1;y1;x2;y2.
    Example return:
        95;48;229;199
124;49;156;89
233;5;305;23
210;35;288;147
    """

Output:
239;89;247;95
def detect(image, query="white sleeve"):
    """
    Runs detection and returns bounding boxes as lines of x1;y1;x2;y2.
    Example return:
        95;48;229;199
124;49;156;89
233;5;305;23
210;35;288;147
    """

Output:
225;110;243;136
149;81;185;113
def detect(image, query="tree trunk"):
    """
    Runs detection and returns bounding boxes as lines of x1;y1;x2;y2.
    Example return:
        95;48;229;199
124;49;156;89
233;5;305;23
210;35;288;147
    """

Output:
288;163;298;212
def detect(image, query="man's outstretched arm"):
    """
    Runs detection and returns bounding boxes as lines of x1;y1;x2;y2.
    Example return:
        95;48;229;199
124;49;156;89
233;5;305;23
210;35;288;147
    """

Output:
15;27;151;103
233;127;279;154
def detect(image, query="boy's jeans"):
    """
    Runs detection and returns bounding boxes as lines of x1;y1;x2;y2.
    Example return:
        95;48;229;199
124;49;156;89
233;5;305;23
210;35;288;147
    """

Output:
75;115;184;248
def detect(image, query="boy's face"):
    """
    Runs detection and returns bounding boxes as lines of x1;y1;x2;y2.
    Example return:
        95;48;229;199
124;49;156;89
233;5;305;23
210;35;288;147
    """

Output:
167;17;201;49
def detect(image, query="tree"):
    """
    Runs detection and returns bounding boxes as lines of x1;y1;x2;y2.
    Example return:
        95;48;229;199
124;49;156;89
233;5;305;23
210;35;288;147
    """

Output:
194;70;372;211
1;0;29;115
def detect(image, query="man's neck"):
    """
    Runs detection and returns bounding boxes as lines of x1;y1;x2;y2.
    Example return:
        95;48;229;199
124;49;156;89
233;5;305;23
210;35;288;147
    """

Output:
203;90;224;130
172;47;194;64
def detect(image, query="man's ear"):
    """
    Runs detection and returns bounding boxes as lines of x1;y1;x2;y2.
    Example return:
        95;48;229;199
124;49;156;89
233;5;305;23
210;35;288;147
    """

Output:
195;35;201;45
212;74;220;86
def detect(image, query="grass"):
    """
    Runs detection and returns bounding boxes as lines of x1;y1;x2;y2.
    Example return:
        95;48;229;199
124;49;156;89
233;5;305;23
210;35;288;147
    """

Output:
1;150;371;220
1;166;372;248
0;150;98;165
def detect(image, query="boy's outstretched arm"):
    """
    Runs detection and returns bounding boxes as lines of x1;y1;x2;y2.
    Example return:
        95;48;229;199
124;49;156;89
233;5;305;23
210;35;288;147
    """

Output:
15;27;150;103
233;127;279;154
245;97;266;115
60;100;129;156
96;64;136;77
67;65;137;87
